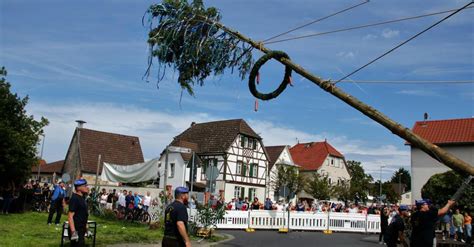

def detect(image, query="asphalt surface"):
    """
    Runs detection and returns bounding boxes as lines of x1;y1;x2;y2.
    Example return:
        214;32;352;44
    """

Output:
217;230;381;247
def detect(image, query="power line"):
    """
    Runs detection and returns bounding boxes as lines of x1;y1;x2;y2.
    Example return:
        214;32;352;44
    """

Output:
265;5;474;44
334;1;474;84
337;80;474;84
263;0;369;42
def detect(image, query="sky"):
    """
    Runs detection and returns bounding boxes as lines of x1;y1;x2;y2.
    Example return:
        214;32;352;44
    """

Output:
1;0;473;181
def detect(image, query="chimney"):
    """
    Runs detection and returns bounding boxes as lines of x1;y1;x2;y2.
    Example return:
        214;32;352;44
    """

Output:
76;120;86;128
190;122;196;127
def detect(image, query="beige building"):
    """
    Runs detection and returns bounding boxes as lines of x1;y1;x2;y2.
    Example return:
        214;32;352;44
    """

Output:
408;118;473;203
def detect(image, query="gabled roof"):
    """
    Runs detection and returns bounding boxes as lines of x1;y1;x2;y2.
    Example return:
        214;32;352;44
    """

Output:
290;141;344;171
32;160;64;174
76;128;144;174
171;119;261;154
408;118;474;145
265;145;287;170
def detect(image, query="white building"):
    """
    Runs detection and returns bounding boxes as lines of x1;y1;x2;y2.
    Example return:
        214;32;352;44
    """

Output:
265;145;299;202
290;141;351;186
158;119;269;201
409;118;473;203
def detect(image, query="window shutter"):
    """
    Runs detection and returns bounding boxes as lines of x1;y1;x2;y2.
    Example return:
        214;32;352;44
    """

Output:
241;135;245;147
253;139;257;149
241;187;245;199
242;163;246;176
249;164;253;177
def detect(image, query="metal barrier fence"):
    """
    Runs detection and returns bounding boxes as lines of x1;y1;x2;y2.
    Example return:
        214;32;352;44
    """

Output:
188;209;381;233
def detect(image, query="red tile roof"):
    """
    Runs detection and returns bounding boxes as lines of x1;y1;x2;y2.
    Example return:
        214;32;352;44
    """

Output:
32;160;64;174
265;145;287;170
290;141;344;171
77;128;144;174
408;118;474;145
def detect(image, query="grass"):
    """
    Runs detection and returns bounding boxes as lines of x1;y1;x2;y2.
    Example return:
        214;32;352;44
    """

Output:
0;212;163;247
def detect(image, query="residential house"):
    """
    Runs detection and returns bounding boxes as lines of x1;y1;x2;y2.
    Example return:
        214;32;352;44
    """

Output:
159;119;269;201
62;121;145;185
265;145;299;202
290;141;351;185
31;160;63;183
408;118;473;203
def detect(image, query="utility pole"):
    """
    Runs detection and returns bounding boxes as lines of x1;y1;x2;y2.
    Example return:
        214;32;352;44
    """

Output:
37;134;45;181
95;155;101;188
379;165;385;202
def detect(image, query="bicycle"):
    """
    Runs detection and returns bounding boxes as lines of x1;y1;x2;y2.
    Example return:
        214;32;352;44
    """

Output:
126;204;151;224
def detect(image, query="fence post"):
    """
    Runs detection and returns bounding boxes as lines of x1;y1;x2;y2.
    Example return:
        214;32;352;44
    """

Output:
365;213;368;234
327;210;331;232
287;209;290;230
247;210;251;229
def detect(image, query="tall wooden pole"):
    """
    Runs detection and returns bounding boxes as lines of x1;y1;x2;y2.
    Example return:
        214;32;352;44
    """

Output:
95;154;101;188
208;21;474;176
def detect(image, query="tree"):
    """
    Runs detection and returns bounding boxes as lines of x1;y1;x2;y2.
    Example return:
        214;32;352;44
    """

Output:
271;165;305;201
0;67;48;188
332;180;351;203
390;167;411;191
346;160;373;202
422;170;473;212
305;173;333;200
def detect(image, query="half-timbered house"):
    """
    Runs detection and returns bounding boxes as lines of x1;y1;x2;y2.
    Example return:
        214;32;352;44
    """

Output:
161;119;269;201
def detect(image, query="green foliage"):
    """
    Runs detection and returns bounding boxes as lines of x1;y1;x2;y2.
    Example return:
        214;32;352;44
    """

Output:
346;160;373;202
271;165;305;201
305;173;333;201
195;204;225;230
0;212;163;246
390;167;411;190
0;67;48;188
332;180;351;202
146;0;253;95
422;170;473;211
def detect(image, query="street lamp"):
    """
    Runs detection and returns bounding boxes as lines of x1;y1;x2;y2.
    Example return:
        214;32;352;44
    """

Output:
379;165;385;202
37;134;46;181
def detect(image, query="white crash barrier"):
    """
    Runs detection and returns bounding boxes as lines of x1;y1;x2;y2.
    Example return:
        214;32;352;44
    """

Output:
249;210;287;229
188;210;380;233
289;211;328;231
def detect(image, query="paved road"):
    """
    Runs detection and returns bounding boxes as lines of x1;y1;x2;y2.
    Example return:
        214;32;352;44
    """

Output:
217;230;381;247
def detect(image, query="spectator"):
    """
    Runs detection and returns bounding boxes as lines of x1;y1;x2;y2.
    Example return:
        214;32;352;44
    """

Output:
264;198;272;210
227;198;236;210
379;206;389;245
99;189;107;209
106;190;114;210
348;204;359;214
41;183;51;201
125;191;134;212
1;182;15;214
296;200;305;212
47;180;66;225
118;190;127;210
464;212;472;244
235;198;242;210
133;192;141;209
440;210;451;241
241;198;249;211
143;191;151;212
453;209;465;242
251;197;261;210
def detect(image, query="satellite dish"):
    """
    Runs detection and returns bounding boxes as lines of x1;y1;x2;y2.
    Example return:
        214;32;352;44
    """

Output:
61;173;71;183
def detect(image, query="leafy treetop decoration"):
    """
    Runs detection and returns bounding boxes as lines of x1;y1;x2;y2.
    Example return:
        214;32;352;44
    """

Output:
145;0;253;96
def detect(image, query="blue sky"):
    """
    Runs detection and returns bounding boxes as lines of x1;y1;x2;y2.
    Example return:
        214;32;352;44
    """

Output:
1;0;472;181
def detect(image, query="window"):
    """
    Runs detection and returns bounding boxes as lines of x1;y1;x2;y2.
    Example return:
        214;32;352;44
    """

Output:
247;138;253;149
331;159;334;166
242;163;248;176
249;163;258;178
253;139;257;150
236;161;243;175
241;135;245;148
169;163;175;178
243;137;248;148
328;177;332;184
234;186;242;199
248;188;256;200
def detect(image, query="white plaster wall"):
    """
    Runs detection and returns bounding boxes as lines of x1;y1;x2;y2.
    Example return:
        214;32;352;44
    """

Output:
318;155;351;184
158;152;186;190
224;182;266;201
411;145;473;203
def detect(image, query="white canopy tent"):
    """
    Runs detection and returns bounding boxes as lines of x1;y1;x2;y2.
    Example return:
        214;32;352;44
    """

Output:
100;159;160;183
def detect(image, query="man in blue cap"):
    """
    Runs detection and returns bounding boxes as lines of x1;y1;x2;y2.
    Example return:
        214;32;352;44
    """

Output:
162;186;191;247
68;179;89;247
384;205;409;247
410;199;455;247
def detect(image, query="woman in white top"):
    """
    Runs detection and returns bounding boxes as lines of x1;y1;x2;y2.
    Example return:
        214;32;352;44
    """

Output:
100;192;108;208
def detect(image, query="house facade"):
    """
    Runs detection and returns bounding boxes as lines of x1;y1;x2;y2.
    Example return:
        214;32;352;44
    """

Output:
31;160;63;183
62;121;145;186
290;141;351;185
265;145;299;202
409;118;473;203
159;119;269;201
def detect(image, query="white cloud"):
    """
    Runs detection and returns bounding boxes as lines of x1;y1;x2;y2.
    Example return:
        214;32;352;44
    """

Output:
29;102;410;181
381;28;400;39
362;34;378;41
336;51;356;60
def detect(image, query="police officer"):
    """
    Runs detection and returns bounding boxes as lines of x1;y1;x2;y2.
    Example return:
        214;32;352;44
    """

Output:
410;199;455;247
384;205;409;247
68;179;89;247
162;187;191;247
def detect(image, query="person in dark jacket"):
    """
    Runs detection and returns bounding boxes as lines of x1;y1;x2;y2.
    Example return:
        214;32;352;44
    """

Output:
68;179;89;247
379;206;389;244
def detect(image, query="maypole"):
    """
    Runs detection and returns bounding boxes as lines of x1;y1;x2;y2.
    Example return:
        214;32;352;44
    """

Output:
145;0;473;176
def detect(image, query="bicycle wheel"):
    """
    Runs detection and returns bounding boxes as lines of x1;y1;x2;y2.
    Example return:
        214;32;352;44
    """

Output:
125;211;134;222
141;212;151;224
